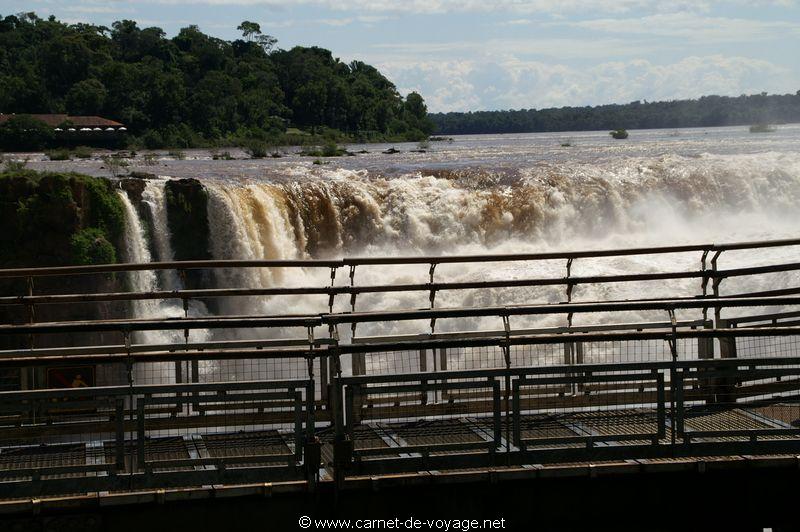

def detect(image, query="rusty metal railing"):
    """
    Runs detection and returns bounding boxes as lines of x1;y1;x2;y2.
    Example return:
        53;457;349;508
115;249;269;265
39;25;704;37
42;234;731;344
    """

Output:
1;237;799;324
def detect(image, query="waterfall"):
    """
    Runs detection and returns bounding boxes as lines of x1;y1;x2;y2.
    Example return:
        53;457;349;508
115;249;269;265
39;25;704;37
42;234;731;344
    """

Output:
117;189;161;319
106;148;800;377
118;186;209;384
141;180;180;291
201;153;800;258
205;182;318;316
198;152;800;335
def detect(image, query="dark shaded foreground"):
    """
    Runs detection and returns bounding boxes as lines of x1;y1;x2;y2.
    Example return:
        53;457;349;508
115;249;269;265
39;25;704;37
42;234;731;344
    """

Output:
2;465;799;532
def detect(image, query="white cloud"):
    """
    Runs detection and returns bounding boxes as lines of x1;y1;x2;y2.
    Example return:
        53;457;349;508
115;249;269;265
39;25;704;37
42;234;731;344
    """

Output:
138;0;798;15
61;5;135;14
368;37;660;60
562;12;800;42
312;15;392;26
377;55;795;112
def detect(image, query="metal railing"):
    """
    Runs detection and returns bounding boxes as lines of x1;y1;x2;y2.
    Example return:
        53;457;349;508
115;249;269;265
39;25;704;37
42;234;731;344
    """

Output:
0;378;317;496
0;237;799;497
334;354;800;476
1;237;800;326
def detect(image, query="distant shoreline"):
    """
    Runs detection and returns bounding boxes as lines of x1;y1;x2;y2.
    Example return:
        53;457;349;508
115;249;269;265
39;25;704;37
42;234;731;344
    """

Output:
430;91;800;135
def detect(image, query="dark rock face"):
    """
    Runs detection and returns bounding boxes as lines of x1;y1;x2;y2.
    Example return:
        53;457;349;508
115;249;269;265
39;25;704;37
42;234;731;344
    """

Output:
165;179;211;262
165;178;212;291
118;177;146;203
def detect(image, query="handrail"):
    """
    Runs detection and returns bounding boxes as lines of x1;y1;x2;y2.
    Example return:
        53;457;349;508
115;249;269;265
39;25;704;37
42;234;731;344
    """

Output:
325;296;800;324
3;260;800;307
337;353;800;385
0;325;797;367
1;295;798;336
0;377;312;400
1;236;799;278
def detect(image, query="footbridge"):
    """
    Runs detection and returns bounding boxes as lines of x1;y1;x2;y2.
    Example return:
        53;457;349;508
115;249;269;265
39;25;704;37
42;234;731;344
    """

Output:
1;239;800;528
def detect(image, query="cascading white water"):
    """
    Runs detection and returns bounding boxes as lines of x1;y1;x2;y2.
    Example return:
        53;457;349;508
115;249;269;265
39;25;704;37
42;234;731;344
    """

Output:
118;190;162;319
141;180;180;291
200;151;800;340
206;182;314;316
118;186;211;383
205;153;800;257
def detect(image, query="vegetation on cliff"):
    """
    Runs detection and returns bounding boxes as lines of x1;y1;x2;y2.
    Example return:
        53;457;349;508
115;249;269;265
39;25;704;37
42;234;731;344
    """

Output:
0;13;434;149
0;168;124;266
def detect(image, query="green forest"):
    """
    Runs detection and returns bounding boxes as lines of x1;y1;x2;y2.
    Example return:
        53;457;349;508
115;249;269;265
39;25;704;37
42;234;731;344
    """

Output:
0;12;433;148
430;92;800;135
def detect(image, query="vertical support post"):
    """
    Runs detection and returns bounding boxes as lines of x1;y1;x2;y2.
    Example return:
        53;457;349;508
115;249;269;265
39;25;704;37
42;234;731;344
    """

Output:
716;319;737;404
136;398;146;472
26;277;35;364
700;250;710;321
306;385;319;434
437;347;447;403
491;379;501;449
26;276;35;324
320;355;329;405
666;308;678;361
304;380;321;490
23;278;35;391
655;370;666;441
429;262;438;333
419;348;429;403
717;320;737;359
698;321;714;360
328;267;337;314
565;258;575;328
352;352;365;376
671;368;684;444
710;251;723;326
115;398;125;471
501;314;512;451
333;375;352;489
697;322;715;404
511;379;522;450
564;342;578;394
293;391;303;463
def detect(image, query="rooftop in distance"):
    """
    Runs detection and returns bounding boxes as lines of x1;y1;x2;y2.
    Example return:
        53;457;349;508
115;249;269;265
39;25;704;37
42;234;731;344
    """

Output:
0;113;126;130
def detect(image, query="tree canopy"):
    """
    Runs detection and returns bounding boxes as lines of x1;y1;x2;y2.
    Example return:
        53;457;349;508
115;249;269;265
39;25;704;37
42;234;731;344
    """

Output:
0;12;433;147
430;92;800;135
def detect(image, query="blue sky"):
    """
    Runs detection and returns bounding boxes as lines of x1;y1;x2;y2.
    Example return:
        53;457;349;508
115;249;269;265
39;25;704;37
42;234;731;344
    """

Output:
3;0;799;112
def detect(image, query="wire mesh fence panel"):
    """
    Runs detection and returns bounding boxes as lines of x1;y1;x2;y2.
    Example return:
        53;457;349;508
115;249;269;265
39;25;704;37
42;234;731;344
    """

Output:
511;343;564;367
197;356;312;383
133;361;177;386
0;387;127;488
343;377;501;461
674;363;800;444
132;380;310;477
360;349;421;376
735;335;800;359
443;345;505;371
580;339;673;365
722;335;800;407
512;370;666;450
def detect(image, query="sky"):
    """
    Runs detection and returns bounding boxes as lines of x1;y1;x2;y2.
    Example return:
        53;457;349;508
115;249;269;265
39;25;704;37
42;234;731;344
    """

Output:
2;0;799;112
